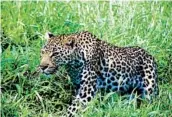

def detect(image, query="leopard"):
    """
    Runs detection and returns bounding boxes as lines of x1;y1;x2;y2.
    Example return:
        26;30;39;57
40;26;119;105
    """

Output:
39;31;158;117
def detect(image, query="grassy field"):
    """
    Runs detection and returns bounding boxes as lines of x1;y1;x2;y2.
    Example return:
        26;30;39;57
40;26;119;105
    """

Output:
1;1;172;117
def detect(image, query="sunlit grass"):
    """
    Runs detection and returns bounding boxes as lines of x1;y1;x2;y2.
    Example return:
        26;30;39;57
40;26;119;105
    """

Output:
1;1;172;117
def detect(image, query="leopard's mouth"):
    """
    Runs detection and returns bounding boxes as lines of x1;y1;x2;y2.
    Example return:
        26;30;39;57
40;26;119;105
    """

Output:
40;66;57;75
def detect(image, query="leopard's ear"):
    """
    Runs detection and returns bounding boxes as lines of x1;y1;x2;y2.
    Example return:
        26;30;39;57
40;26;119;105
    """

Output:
45;32;54;40
64;37;75;48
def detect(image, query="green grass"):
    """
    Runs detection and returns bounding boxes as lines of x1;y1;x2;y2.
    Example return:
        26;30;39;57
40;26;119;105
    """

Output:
1;1;172;117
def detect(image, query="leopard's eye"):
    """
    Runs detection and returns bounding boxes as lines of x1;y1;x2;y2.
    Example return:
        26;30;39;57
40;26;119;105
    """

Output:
41;49;45;54
50;52;59;58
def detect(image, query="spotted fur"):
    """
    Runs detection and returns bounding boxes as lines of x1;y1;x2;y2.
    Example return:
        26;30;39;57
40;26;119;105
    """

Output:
39;31;158;117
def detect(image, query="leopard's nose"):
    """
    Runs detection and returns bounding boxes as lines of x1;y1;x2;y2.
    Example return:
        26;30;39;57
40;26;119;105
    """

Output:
40;65;48;70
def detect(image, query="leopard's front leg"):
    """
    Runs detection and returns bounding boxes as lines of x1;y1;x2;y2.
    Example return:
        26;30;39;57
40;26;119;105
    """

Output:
65;64;97;117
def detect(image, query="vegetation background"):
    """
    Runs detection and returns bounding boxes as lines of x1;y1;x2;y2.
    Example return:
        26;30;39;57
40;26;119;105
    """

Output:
1;1;172;117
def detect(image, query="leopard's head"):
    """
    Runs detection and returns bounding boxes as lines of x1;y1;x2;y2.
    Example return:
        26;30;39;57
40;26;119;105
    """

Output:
39;32;77;74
